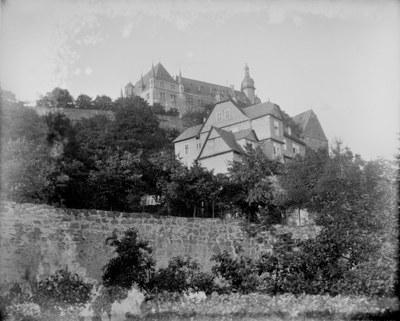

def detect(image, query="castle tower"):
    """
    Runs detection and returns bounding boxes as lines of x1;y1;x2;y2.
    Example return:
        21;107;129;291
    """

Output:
177;69;187;114
241;64;256;104
124;82;135;98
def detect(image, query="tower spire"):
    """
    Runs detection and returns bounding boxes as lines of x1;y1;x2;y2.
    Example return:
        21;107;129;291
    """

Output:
241;64;256;104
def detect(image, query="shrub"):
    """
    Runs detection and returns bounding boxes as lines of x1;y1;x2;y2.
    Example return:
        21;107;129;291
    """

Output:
148;256;212;294
211;251;259;294
191;272;215;295
102;228;155;291
0;297;7;321
32;269;93;310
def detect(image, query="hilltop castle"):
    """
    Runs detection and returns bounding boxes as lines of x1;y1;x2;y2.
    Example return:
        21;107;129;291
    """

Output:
123;62;260;114
124;62;328;173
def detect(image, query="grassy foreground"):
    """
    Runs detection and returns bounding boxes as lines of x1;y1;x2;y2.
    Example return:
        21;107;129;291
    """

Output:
137;294;399;321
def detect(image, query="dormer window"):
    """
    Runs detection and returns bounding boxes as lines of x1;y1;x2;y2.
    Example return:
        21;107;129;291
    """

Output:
217;111;222;121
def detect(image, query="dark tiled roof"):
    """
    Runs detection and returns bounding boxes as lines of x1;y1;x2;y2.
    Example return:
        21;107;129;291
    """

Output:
214;127;245;154
180;77;250;105
293;110;328;142
241;101;282;120
284;133;306;145
153;63;176;82
173;124;202;143
134;62;176;91
234;128;258;142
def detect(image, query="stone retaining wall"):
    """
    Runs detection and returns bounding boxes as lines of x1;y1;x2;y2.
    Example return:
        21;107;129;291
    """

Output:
0;202;318;285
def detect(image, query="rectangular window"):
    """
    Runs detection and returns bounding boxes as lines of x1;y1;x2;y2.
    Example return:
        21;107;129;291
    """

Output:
224;109;231;120
170;94;176;105
217;112;222;121
274;120;280;136
283;138;287;151
188;96;193;105
287;127;292;136
185;144;189;155
160;92;166;101
160;81;164;88
273;142;281;156
293;143;298;154
170;84;175;90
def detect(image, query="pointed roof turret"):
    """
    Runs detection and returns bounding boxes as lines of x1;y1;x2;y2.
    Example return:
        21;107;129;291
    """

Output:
241;63;255;90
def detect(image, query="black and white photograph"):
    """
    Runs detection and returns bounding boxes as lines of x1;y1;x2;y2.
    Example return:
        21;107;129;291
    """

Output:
0;0;399;320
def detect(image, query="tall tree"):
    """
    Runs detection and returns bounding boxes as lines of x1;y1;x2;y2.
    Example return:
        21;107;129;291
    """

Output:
37;87;74;109
111;96;170;154
75;94;93;109
93;95;113;110
228;145;283;223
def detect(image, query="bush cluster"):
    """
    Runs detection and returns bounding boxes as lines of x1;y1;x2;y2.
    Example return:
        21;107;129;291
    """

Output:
32;269;93;310
102;227;396;298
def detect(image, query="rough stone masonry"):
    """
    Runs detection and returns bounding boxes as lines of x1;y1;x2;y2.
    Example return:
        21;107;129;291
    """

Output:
0;201;318;287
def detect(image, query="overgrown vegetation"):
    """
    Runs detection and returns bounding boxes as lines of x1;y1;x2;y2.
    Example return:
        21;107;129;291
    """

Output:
1;87;397;307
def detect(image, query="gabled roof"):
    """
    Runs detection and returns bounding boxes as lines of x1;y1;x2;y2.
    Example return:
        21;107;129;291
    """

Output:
152;63;176;82
213;127;245;154
179;77;251;105
197;126;245;160
134;62;176;90
233;128;258;142
241;101;283;120
173;124;202;143
199;98;249;134
293;109;327;142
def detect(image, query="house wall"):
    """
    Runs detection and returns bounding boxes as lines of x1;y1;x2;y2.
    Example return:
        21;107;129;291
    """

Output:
269;115;284;142
175;137;201;167
223;120;251;133
199;151;236;174
251;115;271;140
200;136;231;160
201;101;249;134
283;137;306;159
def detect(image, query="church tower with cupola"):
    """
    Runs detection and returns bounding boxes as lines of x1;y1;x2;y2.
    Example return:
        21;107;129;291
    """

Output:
241;64;256;104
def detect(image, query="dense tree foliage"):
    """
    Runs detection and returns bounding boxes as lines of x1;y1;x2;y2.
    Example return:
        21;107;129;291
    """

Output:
1;90;176;211
36;87;74;108
1;87;396;297
227;145;283;223
75;94;93;109
93;95;113;110
102;228;155;291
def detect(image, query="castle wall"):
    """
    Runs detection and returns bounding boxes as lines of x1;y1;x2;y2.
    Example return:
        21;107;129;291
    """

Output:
0;202;319;286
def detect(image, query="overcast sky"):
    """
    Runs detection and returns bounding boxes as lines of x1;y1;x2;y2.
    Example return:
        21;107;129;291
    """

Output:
0;0;399;160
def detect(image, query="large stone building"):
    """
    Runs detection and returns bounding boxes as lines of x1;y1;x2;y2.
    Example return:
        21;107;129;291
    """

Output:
124;62;260;114
173;99;328;174
124;62;328;174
